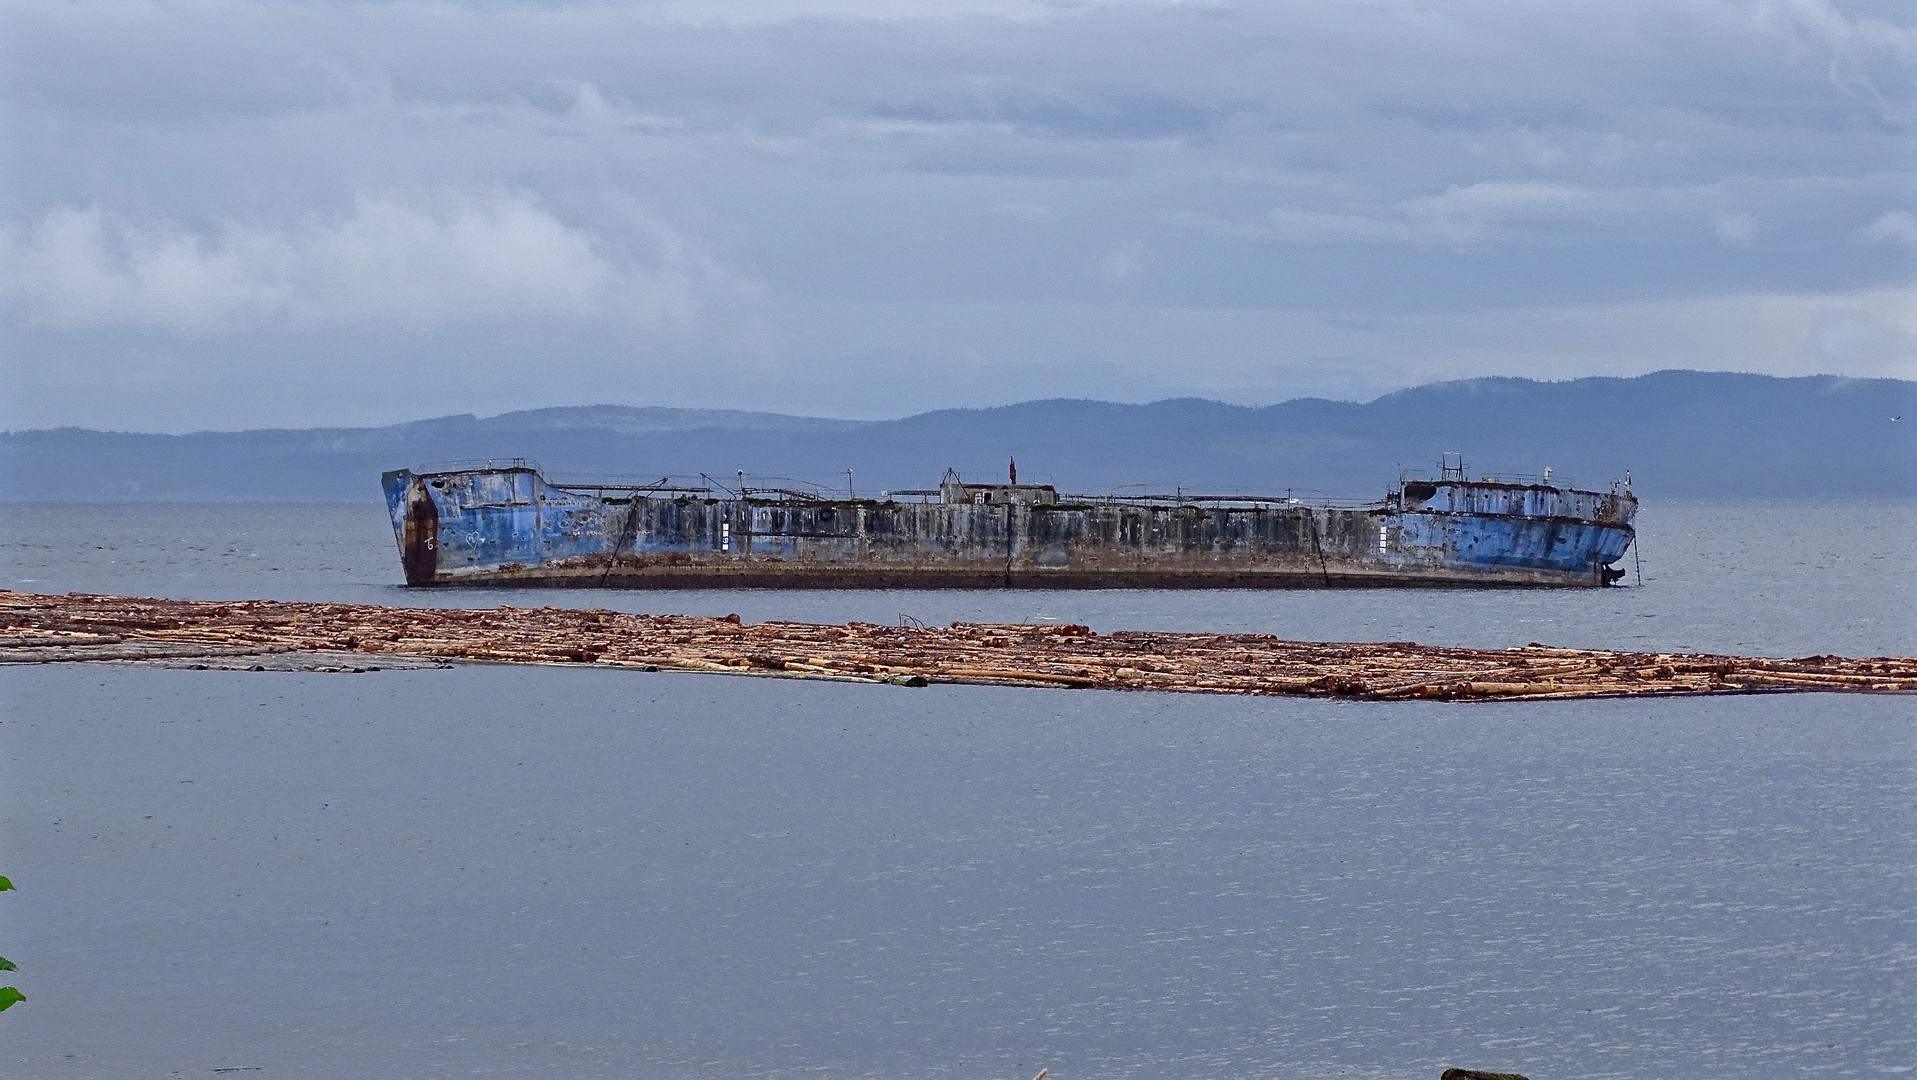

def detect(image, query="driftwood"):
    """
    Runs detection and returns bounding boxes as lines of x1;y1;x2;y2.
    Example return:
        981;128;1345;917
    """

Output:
1;590;1912;702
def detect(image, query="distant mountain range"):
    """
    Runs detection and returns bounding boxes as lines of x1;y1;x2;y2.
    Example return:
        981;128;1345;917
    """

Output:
3;371;1911;500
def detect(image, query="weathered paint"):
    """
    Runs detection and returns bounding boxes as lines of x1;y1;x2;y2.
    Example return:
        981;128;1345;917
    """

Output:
380;466;1638;588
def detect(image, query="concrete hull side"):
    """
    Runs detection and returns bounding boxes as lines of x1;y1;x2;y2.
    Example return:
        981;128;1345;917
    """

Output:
381;469;1637;589
405;564;1612;589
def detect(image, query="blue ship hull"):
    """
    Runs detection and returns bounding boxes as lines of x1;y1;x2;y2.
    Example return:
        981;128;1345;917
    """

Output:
382;466;1637;589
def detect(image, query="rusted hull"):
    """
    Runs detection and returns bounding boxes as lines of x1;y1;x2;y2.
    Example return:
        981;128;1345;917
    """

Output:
402;563;1609;590
381;466;1638;589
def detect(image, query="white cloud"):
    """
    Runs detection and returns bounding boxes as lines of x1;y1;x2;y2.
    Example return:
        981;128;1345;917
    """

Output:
578;0;1081;28
1259;183;1604;247
1261;208;1413;244
748;285;1917;414
1252;175;1901;250
1715;214;1760;247
1;191;740;336
1859;209;1917;248
1099;240;1153;282
1801;305;1917;368
1400;181;1598;244
1753;0;1916;108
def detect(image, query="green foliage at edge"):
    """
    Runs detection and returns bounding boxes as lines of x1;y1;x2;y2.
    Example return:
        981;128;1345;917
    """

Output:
1;874;15;1012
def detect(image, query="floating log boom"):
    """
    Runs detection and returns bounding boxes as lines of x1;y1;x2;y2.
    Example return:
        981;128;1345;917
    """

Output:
3;591;1911;701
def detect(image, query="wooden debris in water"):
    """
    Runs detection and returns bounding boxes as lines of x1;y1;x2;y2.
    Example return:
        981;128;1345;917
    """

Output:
2;590;1912;701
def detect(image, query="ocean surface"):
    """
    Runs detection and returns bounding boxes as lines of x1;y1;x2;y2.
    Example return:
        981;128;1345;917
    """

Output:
1;499;1913;1078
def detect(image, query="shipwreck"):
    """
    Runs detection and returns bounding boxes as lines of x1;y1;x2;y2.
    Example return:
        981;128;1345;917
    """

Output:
380;455;1637;589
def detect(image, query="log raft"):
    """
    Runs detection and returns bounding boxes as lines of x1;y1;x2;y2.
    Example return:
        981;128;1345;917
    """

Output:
2;590;1913;702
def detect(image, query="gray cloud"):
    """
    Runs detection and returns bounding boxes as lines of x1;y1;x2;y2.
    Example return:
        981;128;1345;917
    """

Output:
1;0;1911;430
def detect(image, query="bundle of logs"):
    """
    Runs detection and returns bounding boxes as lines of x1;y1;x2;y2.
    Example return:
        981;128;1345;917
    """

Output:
2;590;1912;701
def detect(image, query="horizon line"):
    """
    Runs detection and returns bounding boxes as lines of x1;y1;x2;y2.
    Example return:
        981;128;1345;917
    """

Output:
4;368;1906;438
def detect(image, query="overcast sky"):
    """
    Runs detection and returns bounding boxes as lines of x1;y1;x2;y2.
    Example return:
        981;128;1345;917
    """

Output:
2;0;1912;431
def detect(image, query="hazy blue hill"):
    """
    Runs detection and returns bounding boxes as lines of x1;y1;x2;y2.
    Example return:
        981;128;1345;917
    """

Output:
1350;372;1910;495
479;406;870;436
2;371;1910;501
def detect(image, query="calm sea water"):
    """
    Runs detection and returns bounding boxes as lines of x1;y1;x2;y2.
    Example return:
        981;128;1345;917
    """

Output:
5;498;1915;656
2;499;1913;1079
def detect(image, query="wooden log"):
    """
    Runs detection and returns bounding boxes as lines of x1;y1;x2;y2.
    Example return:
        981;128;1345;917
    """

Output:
1731;669;1914;686
1;589;1909;703
934;666;1097;687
